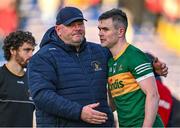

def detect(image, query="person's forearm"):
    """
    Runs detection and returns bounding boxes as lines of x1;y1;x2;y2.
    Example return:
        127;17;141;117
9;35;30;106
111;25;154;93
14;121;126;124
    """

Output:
143;93;160;127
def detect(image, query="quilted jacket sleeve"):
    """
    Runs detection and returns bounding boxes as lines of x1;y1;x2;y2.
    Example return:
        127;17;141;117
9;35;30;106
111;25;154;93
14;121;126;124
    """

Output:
27;52;83;121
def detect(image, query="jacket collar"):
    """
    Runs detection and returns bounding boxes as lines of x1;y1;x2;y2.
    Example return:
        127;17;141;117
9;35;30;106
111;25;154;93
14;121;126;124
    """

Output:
40;27;87;53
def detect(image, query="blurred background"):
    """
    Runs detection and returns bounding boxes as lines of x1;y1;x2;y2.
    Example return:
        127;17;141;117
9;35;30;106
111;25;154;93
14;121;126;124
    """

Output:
0;0;180;126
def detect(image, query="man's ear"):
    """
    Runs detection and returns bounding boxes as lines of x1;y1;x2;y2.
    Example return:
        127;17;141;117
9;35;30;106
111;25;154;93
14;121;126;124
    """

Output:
10;47;16;56
55;25;62;36
118;27;125;38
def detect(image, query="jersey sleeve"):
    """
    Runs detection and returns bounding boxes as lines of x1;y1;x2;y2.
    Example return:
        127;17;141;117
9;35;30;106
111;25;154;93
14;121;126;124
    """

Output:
129;50;154;82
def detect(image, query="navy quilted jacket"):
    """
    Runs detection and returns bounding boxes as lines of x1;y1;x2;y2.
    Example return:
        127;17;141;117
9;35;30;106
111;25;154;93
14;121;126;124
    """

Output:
28;27;114;127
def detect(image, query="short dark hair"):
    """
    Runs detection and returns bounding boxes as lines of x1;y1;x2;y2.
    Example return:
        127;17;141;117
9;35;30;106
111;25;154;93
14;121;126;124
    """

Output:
3;30;36;61
98;8;128;31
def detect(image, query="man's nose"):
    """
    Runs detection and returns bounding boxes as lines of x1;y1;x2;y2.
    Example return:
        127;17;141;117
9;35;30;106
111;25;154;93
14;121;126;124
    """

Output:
99;30;103;36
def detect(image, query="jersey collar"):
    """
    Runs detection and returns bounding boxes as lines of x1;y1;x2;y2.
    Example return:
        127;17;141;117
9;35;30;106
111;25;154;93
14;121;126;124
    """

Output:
113;43;129;61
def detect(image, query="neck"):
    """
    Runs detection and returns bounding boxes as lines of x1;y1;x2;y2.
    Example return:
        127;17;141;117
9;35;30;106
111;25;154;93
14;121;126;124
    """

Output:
109;38;127;58
5;61;24;76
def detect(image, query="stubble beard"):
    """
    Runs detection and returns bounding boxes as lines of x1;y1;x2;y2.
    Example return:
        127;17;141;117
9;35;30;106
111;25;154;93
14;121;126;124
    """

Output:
70;36;84;47
100;42;109;48
15;53;28;68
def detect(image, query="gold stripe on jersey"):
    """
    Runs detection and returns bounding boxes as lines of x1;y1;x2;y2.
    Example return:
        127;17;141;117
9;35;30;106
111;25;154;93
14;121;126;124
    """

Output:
108;72;140;97
114;43;129;60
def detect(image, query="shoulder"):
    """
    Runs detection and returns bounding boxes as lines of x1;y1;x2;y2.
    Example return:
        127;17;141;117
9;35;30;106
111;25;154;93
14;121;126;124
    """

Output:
29;46;57;70
126;44;149;61
125;45;153;79
127;44;144;55
0;65;5;82
32;43;59;61
0;65;5;73
38;43;58;54
123;44;152;71
0;66;3;71
88;42;102;48
0;67;3;80
87;42;111;58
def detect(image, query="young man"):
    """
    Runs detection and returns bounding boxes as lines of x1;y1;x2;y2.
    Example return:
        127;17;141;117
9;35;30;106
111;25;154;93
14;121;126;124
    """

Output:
98;9;164;127
28;6;167;127
0;31;36;127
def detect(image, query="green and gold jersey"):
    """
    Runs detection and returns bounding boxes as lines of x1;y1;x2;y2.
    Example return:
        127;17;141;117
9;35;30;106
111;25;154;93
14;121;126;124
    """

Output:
108;43;164;127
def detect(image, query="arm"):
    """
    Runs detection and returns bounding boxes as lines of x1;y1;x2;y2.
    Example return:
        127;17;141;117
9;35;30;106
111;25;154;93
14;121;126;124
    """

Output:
28;53;83;120
139;76;160;127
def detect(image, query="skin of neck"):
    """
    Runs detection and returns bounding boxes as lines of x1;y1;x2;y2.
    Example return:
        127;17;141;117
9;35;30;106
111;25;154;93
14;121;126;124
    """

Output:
5;60;24;76
110;38;127;58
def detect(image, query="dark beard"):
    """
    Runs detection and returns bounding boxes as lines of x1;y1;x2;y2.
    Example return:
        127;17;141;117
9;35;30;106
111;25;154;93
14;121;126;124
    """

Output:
15;53;28;68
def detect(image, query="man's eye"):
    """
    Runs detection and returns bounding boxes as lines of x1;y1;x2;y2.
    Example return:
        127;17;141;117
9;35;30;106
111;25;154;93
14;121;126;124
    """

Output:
24;48;33;52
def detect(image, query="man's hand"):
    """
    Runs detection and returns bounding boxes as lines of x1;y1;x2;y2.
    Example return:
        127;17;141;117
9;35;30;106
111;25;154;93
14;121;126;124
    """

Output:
153;57;168;77
81;102;108;124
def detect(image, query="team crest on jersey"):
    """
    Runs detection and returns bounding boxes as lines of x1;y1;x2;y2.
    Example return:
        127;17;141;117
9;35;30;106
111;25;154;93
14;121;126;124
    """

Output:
91;61;102;71
118;65;123;71
113;63;117;73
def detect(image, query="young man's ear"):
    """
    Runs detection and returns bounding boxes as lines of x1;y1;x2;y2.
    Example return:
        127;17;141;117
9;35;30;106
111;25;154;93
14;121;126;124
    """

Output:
10;47;16;55
118;27;125;38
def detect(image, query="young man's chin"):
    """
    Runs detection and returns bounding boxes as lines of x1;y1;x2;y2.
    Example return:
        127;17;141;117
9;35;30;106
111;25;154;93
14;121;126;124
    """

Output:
21;62;28;68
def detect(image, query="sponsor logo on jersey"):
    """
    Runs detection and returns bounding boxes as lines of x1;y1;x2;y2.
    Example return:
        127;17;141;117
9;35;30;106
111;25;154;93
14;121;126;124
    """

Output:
17;81;24;84
108;72;140;97
108;79;124;90
159;99;171;109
